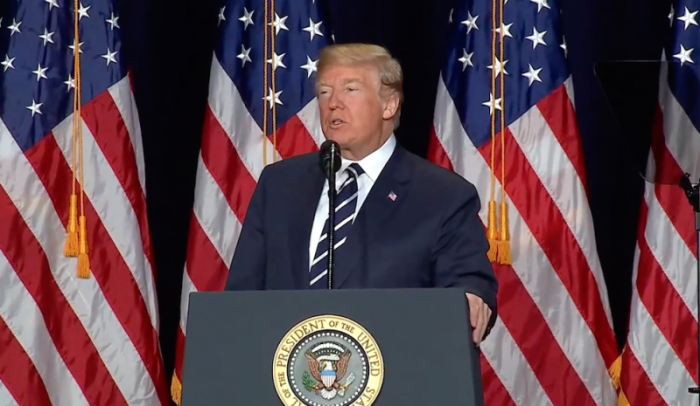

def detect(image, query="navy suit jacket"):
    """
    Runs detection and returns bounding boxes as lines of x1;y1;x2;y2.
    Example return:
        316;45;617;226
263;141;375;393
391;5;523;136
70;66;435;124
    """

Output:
225;143;498;330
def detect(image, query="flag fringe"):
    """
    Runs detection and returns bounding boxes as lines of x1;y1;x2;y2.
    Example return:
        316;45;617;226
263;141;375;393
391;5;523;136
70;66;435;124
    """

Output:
171;375;182;405
617;389;631;406
608;352;632;406
608;354;621;390
496;201;511;264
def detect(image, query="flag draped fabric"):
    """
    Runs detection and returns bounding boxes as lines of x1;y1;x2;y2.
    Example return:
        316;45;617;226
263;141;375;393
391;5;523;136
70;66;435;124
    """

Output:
170;0;330;402
0;0;168;405
618;0;700;404
428;0;620;404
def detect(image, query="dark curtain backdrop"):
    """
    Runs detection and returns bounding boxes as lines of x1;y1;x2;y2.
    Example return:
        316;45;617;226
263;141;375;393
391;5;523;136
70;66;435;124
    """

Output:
117;0;670;399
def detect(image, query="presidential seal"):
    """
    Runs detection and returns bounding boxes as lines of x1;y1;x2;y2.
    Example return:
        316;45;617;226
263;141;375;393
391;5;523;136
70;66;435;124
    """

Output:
273;315;384;406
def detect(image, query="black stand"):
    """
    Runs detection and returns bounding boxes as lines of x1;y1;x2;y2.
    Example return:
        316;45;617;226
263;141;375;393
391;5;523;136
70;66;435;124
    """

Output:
680;173;700;395
326;150;337;290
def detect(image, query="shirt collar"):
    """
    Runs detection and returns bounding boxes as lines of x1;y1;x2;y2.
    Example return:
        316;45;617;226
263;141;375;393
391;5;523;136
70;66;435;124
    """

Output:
339;134;396;182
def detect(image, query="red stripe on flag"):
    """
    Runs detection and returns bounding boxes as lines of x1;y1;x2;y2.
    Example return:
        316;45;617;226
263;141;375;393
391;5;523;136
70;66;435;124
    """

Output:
173;326;187;387
653;184;696;257
649;105;685;188
26;133;164;405
202;105;258;223
184;217;230;293
270;114;319;159
536;85;590;194
80;90;157;272
77;94;170;406
480;354;518;406
428;132;595;406
0;164;129;406
0;315;52;406
635;199;698;381
172;223;238;398
650;106;697;257
494;259;597;406
428;127;455;171
620;347;667;405
478;128;618;366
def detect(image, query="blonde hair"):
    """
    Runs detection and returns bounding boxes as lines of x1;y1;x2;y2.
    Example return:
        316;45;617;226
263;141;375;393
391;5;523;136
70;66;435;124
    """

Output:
316;43;403;128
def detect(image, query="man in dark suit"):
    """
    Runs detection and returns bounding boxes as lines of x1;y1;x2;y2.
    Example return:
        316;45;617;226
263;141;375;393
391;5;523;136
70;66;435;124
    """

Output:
225;43;498;345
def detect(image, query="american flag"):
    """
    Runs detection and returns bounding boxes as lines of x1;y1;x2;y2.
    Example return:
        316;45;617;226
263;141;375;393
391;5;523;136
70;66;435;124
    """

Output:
170;0;329;402
618;0;700;404
0;0;169;405
428;0;621;404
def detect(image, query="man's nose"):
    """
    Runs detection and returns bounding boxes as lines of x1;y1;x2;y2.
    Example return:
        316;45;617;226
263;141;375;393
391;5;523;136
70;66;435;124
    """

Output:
328;92;341;109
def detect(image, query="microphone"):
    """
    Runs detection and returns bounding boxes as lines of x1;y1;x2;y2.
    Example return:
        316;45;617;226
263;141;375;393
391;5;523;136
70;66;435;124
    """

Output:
319;140;341;289
319;140;341;178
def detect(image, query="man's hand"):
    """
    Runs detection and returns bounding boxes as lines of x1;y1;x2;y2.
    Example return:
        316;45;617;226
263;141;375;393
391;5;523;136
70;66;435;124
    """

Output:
466;293;492;346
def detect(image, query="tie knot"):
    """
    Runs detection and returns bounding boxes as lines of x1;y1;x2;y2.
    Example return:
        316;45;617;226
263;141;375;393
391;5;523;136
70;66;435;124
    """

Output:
346;163;364;178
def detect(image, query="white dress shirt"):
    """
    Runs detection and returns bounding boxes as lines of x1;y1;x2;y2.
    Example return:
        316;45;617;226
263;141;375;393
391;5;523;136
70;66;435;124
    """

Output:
308;134;397;269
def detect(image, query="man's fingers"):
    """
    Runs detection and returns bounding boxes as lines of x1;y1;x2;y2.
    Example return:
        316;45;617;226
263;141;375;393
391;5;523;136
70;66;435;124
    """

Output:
479;304;490;341
469;299;479;329
466;293;491;346
473;303;484;345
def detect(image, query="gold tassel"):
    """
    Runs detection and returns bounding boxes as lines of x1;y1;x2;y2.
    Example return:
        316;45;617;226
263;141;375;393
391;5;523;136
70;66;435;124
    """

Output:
77;215;90;278
494;0;511;265
486;200;498;261
171;375;183;405
617;389;631;406
608;354;622;390
608;352;632;406
484;0;499;264
69;0;90;279
64;194;79;256
496;200;511;264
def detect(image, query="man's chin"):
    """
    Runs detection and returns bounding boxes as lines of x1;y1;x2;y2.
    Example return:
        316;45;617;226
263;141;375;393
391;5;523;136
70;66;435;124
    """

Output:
323;131;353;147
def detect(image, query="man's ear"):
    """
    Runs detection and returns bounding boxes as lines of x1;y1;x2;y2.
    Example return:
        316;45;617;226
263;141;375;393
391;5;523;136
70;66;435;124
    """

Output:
382;91;400;121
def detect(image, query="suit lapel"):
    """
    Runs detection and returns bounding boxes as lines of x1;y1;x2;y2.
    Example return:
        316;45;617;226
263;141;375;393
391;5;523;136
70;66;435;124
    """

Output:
333;146;412;288
289;161;325;288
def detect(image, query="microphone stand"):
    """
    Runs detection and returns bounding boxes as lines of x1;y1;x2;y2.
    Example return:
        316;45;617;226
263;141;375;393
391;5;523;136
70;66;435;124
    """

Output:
326;149;337;290
680;173;700;396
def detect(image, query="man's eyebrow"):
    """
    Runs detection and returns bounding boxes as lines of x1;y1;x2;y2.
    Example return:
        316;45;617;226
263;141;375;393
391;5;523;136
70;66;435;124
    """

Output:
340;78;363;84
317;78;364;86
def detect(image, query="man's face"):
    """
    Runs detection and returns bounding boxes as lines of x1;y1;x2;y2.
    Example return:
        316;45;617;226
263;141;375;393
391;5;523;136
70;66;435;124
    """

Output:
316;63;388;157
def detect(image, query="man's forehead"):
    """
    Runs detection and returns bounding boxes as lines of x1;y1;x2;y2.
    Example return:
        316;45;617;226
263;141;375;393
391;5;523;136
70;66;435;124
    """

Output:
318;75;365;85
317;65;375;84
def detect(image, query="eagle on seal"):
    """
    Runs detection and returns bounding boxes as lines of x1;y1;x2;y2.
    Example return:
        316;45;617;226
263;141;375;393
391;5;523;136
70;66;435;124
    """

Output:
304;348;353;398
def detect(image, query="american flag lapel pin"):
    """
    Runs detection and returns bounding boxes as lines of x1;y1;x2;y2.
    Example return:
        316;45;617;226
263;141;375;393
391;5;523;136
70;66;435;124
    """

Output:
388;191;397;201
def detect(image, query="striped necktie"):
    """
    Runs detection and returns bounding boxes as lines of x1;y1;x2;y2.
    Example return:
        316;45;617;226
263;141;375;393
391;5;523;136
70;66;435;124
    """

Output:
309;163;364;288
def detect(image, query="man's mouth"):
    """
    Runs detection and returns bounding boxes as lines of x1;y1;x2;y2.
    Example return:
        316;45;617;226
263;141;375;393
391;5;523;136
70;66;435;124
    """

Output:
329;118;345;128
